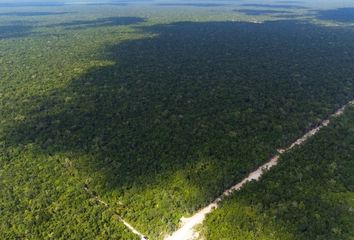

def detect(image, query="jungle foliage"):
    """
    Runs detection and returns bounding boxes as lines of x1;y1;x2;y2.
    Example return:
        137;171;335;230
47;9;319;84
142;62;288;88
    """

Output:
1;3;354;239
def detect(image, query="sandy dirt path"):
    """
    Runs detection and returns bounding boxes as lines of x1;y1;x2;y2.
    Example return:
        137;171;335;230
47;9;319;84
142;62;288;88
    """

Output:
164;100;354;240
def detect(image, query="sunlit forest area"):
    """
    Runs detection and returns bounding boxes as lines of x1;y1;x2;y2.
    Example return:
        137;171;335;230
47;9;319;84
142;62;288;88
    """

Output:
0;0;353;239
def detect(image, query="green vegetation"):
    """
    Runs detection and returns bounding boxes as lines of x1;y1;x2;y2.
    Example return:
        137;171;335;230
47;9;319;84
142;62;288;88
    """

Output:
0;149;139;239
1;3;354;239
202;106;354;240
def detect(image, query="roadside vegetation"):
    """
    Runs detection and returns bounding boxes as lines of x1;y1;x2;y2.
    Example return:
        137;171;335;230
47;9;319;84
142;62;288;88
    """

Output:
202;107;354;240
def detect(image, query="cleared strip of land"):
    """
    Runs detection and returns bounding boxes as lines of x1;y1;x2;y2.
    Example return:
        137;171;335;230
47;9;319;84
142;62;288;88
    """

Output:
165;100;354;240
83;186;148;240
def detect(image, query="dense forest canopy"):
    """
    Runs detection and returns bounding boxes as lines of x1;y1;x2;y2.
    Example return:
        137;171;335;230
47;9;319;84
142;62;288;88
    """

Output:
0;1;354;239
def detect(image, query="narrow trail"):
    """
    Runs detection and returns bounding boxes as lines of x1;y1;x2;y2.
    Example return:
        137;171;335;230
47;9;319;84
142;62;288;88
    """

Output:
83;186;148;240
165;100;354;240
58;158;148;239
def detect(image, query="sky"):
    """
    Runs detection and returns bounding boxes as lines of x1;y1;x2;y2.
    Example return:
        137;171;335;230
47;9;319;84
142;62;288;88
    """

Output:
0;0;349;2
0;0;353;8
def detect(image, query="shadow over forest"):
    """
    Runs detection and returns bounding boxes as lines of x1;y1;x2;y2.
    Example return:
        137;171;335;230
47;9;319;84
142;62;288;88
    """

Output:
83;3;129;6
0;11;70;17
235;9;292;16
241;3;307;9
4;20;354;237
49;17;146;29
317;8;354;23
156;3;227;7
0;24;34;39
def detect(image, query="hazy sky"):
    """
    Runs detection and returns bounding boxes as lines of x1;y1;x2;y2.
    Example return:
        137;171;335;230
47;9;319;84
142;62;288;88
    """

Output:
0;0;303;1
0;0;353;8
